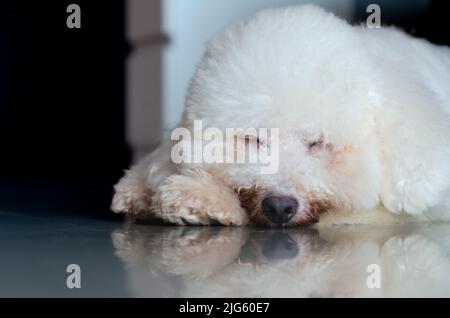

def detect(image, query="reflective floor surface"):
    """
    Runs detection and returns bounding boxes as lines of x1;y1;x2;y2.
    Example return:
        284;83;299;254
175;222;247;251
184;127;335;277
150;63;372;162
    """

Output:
2;209;450;297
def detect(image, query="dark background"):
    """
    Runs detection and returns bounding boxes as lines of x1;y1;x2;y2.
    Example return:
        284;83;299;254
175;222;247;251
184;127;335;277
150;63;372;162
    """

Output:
0;1;129;218
0;0;448;218
355;0;450;45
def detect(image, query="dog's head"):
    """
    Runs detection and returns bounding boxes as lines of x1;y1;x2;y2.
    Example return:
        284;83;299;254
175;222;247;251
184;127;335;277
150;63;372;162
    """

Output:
193;127;382;227
181;6;382;227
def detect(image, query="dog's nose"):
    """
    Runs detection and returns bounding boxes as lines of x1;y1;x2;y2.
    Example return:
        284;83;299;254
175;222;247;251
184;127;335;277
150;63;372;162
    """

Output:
261;196;298;225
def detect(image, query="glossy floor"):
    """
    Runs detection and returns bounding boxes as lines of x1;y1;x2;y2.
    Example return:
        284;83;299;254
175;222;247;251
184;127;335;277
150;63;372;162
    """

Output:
2;210;450;297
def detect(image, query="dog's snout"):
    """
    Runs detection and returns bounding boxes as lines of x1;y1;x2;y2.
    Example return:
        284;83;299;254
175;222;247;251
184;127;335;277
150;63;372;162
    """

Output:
261;196;298;225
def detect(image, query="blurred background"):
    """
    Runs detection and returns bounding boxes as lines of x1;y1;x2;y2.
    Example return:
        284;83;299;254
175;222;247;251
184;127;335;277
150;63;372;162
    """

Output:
0;0;448;219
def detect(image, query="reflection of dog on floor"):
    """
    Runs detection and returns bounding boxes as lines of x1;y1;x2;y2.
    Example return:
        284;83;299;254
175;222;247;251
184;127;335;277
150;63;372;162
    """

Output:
112;225;450;297
112;5;450;227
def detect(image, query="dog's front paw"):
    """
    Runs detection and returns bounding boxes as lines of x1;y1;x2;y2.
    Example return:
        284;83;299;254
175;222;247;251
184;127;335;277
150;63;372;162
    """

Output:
153;172;248;226
111;176;153;215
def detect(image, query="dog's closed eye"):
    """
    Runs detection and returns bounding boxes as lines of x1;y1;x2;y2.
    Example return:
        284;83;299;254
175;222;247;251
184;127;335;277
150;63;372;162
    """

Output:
305;137;332;155
307;140;324;152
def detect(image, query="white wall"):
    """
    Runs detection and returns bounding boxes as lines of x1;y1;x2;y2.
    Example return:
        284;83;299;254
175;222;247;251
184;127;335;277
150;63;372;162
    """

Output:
162;0;355;134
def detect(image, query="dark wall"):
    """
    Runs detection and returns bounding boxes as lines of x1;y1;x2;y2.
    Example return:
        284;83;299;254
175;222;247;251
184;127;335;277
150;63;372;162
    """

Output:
354;0;450;46
0;1;130;187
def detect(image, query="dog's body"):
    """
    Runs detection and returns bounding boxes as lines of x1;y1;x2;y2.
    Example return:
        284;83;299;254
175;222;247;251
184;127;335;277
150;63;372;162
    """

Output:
112;5;450;227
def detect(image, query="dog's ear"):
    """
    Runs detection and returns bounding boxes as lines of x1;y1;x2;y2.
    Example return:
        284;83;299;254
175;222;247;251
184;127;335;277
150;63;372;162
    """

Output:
377;83;450;216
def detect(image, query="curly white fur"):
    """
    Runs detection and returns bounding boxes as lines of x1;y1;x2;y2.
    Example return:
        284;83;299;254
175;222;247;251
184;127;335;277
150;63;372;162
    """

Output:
112;5;450;226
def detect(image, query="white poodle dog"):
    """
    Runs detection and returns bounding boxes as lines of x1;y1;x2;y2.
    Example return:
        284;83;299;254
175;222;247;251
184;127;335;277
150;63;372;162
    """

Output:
112;5;450;227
